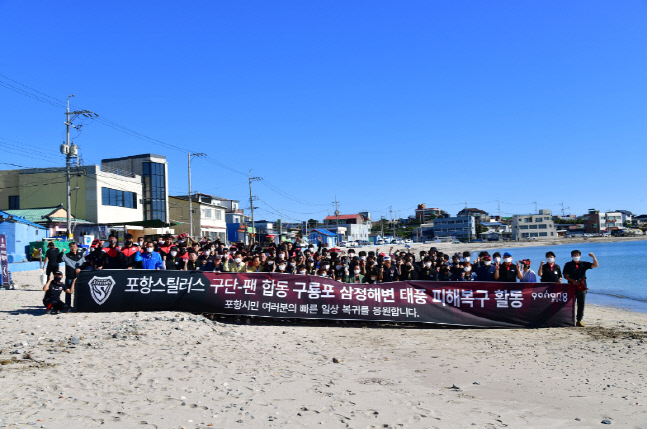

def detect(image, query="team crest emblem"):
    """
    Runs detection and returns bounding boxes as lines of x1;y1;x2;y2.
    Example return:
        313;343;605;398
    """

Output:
89;276;115;305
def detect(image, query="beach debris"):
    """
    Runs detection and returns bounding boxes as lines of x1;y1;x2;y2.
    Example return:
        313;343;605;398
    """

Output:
450;384;460;390
332;357;340;363
601;419;612;424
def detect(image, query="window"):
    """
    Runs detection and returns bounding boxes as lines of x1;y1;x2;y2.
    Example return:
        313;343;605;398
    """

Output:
544;217;551;221
530;233;539;237
539;224;547;229
539;232;548;237
520;225;528;230
204;209;211;218
8;195;19;210
524;217;532;223
216;210;222;220
102;187;137;209
535;218;542;223
142;162;167;222
529;225;538;229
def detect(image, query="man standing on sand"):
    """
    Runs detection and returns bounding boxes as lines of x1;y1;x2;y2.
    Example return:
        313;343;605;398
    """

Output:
563;250;599;327
494;252;522;282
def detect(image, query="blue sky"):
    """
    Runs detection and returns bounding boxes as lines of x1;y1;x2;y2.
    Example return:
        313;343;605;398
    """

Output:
1;1;647;222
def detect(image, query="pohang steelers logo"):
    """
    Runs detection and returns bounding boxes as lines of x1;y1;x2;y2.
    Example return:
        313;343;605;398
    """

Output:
88;276;116;305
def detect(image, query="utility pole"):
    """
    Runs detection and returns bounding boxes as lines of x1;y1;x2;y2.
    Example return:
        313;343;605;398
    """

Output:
332;196;340;240
534;201;538;214
248;170;261;243
188;152;206;240
61;95;96;240
561;201;565;217
389;206;395;238
497;199;501;219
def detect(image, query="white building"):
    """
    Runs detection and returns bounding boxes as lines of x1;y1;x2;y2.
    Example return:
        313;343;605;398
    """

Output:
432;216;475;240
511;209;557;240
169;194;227;241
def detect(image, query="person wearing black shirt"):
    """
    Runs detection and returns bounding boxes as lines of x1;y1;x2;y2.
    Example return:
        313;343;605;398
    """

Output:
538;251;562;283
379;258;400;283
57;241;89;309
419;258;437;280
475;256;496;281
103;236;127;269
563;250;599;327
400;261;419;280
185;251;200;271
120;233;141;269
43;242;61;279
166;246;185;270
42;271;73;314
494;252;522;282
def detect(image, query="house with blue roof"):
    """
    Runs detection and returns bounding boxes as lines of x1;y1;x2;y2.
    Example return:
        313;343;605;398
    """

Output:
308;229;338;248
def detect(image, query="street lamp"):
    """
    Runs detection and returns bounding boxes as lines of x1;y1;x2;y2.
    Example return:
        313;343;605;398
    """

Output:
188;152;206;240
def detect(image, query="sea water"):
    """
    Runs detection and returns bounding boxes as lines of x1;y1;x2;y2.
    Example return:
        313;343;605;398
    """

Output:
467;240;647;313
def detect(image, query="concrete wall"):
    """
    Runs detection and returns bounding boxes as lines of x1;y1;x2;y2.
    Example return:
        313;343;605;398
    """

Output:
169;197;227;239
0;221;45;262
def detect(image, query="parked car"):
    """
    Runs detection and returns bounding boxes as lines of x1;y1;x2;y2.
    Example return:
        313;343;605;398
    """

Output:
404;239;412;244
339;241;349;247
376;239;385;245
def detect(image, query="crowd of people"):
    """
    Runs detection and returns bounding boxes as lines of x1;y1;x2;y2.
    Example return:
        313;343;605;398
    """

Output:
40;233;599;325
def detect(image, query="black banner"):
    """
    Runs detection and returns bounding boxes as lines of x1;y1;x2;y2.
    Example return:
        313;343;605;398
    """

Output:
75;270;575;328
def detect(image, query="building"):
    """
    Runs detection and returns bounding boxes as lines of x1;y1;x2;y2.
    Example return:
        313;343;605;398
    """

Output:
308;229;338;247
3;205;90;238
169;194;227;241
582;209;624;234
0;210;46;263
456;208;489;223
412;222;435;242
101;154;170;223
0;153;172;239
511;210;557;240
322;213;371;242
616;210;633;226
432;216;475;240
414;204;442;222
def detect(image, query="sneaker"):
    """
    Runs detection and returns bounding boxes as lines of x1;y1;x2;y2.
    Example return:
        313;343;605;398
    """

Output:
51;310;58;315
576;321;585;327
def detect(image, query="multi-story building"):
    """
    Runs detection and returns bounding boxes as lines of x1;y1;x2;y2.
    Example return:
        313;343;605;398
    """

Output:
169;194;227;241
414;204;442;222
456;208;489;223
432;216;475;240
511;209;557;240
582;209;624;233
322;213;371;242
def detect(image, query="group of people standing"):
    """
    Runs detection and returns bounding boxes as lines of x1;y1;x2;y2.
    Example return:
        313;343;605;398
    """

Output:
39;234;598;325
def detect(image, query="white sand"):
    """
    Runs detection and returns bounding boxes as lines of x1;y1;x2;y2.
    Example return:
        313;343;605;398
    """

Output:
1;268;646;429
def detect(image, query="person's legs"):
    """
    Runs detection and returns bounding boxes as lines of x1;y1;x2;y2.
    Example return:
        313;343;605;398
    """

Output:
46;266;56;279
575;290;586;325
65;278;74;308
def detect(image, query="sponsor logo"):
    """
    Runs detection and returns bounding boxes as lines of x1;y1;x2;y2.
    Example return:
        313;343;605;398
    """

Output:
89;276;115;305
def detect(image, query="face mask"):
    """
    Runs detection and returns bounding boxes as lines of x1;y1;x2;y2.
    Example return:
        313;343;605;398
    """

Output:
308;262;314;266
126;240;133;245
205;251;211;256
425;262;432;268
547;257;555;263
54;276;62;282
267;261;274;265
336;265;342;270
147;247;154;253
484;261;492;266
234;258;242;263
324;265;330;270
354;269;361;274
464;257;470;262
464;267;471;272
299;271;307;274
371;276;377;281
495;257;501;263
279;253;284;258
289;262;295;266
170;251;177;257
279;265;286;270
360;256;366;261
138;241;144;245
504;258;512;263
572;256;581;262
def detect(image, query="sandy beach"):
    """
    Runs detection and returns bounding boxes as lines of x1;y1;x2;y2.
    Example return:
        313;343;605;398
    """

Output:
1;266;646;429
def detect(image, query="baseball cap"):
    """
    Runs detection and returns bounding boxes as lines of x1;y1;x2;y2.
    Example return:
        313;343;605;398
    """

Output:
503;252;512;258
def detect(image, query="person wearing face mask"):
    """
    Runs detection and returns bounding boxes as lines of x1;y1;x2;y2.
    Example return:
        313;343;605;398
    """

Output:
264;257;276;273
135;242;164;270
518;259;537;282
538;251;562;283
42;241;61;279
305;258;317;275
344;265;365;284
223;252;248;273
419;257;437;281
462;251;471;264
58;241;90;309
492;252;502;265
120;233;141;269
475;255;496;281
379;257;400;283
297;265;308;275
86;239;107;270
104;234;127;269
166;246;185;270
333;263;347;281
494;252;520;282
459;262;478;281
276;261;290;274
438;266;453;281
563;250;599;327
137;237;145;247
42;271;73;314
400;260;419;281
